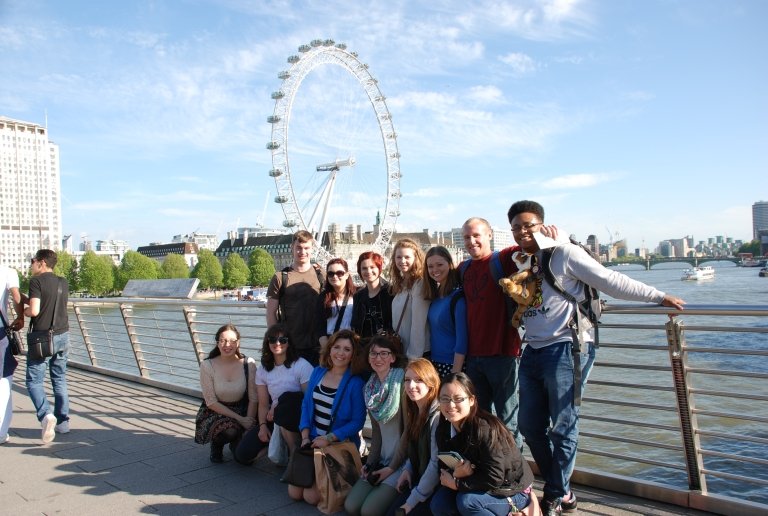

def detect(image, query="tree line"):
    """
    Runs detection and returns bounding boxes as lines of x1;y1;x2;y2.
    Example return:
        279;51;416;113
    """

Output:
16;248;276;296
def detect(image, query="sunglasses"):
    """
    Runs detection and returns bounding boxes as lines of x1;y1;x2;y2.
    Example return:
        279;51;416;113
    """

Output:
268;336;289;345
327;270;347;278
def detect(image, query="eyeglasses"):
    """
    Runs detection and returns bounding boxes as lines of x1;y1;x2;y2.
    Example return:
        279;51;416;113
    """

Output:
218;339;239;345
369;350;392;359
439;396;469;405
327;270;347;278
511;222;542;234
268;336;289;345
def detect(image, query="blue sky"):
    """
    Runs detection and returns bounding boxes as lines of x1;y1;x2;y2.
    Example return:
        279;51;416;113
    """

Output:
2;0;765;251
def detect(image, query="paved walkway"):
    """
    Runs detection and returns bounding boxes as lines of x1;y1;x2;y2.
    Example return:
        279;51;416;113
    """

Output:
1;366;713;515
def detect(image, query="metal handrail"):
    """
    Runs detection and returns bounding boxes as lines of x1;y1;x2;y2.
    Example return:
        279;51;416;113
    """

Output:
62;299;768;515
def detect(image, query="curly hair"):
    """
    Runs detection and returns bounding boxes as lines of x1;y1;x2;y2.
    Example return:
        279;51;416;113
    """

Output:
260;323;300;371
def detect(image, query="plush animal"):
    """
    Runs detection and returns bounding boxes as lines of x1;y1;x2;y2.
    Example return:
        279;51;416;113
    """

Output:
498;251;538;328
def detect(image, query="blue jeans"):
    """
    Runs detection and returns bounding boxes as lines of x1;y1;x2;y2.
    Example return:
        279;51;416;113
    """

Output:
465;355;521;449
26;333;70;424
518;340;595;501
430;486;529;515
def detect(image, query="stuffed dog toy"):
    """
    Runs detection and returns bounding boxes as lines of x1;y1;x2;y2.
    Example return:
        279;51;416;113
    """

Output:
498;251;538;328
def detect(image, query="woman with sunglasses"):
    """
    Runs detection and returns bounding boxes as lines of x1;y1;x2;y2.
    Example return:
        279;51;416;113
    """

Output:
387;238;430;359
351;251;393;340
289;329;366;506
194;324;257;463
384;358;442;516
430;373;535;516
422;246;467;379
233;323;314;464
345;335;407;516
317;258;357;349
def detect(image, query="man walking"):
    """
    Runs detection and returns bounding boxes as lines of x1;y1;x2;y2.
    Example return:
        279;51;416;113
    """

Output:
459;217;523;448
266;231;325;365
1;262;24;444
24;249;71;443
507;200;685;515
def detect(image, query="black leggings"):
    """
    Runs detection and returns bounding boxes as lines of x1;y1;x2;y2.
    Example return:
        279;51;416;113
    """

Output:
234;423;271;464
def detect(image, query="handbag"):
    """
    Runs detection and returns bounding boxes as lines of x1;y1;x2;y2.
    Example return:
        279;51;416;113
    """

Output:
268;423;289;465
315;441;363;514
1;310;24;356
283;445;316;487
26;279;63;361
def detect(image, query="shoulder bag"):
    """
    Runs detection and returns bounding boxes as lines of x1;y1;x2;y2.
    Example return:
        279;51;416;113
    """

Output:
27;279;63;361
315;440;363;514
1;309;24;356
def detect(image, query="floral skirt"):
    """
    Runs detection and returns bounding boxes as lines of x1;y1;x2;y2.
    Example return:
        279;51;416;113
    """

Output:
194;398;247;444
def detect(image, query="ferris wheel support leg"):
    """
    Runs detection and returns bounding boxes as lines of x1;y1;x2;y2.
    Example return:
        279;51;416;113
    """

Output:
314;171;339;244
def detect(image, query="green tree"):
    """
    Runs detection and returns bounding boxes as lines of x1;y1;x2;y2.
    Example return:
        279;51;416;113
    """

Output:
191;249;223;290
54;251;79;291
738;240;761;257
160;253;190;279
115;250;159;290
17;269;30;293
79;251;115;295
248;248;276;286
222;253;250;288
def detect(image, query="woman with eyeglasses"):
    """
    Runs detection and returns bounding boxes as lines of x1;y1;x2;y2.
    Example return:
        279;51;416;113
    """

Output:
351;251;393;340
345;335;407;516
194;324;257;463
233;323;314;464
289;329;366;506
317;258;357;350
385;358;442;516
387;239;430;359
430;373;535;516
422;246;467;379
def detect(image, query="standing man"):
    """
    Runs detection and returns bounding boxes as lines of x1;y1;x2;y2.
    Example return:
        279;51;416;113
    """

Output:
460;217;523;448
24;249;71;444
1;262;24;444
507;200;685;515
266;230;325;365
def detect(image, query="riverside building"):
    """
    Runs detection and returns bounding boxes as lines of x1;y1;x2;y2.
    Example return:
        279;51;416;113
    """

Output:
0;116;62;271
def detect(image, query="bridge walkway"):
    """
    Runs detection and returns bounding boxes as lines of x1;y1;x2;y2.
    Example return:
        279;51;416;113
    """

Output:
1;367;714;515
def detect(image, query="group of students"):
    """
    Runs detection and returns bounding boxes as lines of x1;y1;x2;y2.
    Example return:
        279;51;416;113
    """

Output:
195;199;686;516
196;322;535;516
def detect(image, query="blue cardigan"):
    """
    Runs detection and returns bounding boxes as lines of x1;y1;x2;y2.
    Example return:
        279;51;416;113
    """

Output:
300;366;366;447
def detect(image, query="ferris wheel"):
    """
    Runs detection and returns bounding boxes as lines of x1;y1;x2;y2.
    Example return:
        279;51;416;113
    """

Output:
266;39;401;264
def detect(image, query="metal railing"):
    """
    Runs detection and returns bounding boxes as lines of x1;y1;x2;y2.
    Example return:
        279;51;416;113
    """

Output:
63;298;768;515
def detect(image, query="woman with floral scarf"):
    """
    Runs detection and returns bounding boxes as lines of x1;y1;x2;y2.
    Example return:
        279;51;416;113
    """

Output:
345;335;406;516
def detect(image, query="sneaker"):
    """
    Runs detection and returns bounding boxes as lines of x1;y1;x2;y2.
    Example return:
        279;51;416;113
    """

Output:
41;413;57;443
0;434;9;444
561;492;577;513
55;420;70;434
541;497;562;516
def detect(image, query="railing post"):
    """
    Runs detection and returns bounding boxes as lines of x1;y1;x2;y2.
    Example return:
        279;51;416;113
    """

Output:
120;303;149;378
184;306;205;365
665;318;707;494
72;303;98;366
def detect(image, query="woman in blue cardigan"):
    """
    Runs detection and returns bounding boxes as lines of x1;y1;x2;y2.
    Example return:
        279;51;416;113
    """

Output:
289;329;366;506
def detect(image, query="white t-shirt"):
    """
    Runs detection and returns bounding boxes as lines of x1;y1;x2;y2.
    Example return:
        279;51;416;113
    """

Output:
255;357;314;408
1;266;19;322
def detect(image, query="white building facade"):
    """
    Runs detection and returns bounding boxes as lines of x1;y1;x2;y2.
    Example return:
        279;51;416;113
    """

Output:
0;116;62;272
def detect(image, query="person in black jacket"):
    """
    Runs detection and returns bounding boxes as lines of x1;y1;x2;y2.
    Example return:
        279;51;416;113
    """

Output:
430;373;535;515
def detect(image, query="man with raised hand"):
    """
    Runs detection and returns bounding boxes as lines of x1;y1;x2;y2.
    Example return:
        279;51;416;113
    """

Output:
266;230;325;365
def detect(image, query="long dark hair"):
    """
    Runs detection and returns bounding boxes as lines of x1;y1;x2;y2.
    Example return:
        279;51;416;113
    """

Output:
422;246;460;301
207;324;243;359
404;358;441;441
261;323;299;371
439;372;516;450
322;258;357;317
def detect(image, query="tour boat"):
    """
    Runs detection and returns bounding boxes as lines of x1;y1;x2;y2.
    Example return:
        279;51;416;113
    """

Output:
681;266;715;281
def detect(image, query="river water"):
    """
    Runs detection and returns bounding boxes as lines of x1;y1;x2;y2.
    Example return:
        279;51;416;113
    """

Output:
64;261;767;504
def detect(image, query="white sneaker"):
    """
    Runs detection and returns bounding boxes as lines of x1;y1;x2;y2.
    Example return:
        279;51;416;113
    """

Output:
0;434;9;444
55;420;70;434
41;414;56;443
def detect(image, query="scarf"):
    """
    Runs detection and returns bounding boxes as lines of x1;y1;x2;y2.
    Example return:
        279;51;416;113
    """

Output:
364;367;404;425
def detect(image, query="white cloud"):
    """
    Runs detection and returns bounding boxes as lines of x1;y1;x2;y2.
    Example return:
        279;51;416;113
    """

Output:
499;52;538;75
467;85;505;104
541;173;614;189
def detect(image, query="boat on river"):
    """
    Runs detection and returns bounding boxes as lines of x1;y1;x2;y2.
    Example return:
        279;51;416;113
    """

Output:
759;267;768;277
681;265;715;281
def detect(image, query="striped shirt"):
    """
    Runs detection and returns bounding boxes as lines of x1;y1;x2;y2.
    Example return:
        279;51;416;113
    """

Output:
312;383;338;434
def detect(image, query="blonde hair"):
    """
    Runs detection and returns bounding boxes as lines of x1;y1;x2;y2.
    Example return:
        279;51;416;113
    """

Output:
387;238;426;295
